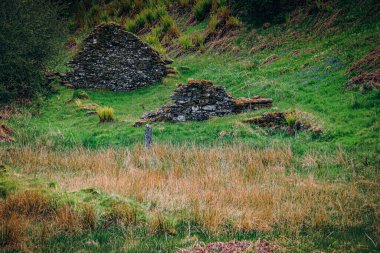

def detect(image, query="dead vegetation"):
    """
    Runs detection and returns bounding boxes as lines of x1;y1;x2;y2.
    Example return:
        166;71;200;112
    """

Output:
178;239;281;253
346;46;380;91
0;187;144;251
1;144;378;240
0;123;15;142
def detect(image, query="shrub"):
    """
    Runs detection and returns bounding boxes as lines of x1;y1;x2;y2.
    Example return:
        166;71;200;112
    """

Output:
72;90;89;100
0;0;64;102
178;35;193;50
193;0;212;21
96;107;115;123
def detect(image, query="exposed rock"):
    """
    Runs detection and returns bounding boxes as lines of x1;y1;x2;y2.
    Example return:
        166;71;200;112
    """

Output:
63;23;169;91
134;79;272;126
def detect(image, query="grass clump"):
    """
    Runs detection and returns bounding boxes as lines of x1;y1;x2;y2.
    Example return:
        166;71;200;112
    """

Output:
96;106;115;123
208;14;219;32
193;0;212;21
178;35;193;50
285;111;297;128
124;6;168;33
72;90;89;100
161;15;175;34
179;0;193;8
192;32;205;49
226;15;241;29
148;211;177;235
145;34;166;54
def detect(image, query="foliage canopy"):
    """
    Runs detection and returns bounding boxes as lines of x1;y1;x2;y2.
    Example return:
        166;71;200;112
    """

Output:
0;0;65;102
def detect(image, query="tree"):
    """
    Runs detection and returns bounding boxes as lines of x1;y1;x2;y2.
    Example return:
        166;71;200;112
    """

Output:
0;0;65;102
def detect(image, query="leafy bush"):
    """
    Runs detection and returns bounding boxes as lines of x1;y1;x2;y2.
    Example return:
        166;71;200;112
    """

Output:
96;107;115;123
0;0;64;102
193;0;212;21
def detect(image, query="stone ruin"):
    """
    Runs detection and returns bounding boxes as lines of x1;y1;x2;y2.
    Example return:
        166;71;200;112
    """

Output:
64;23;169;91
134;79;272;126
243;111;322;134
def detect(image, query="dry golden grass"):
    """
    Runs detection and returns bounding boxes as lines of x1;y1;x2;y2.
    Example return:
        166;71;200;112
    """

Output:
0;214;29;251
1;144;379;237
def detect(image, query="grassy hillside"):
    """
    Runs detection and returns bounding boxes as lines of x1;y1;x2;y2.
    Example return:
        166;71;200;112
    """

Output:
0;1;379;252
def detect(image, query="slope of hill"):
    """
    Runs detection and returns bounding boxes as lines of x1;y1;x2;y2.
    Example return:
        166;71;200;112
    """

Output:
0;1;379;252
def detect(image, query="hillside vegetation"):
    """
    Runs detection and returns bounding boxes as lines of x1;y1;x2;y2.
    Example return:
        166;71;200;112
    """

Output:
0;0;379;252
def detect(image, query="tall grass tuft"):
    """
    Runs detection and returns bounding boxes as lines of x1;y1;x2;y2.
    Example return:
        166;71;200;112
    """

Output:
96;107;115;123
193;0;212;21
226;15;241;29
0;214;29;251
208;14;219;32
178;35;193;50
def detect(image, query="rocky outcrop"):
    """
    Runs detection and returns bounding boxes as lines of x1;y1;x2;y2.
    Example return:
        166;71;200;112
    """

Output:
64;23;168;91
134;79;272;126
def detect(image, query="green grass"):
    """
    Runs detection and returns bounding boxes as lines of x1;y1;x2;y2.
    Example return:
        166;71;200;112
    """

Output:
8;22;379;156
2;6;380;252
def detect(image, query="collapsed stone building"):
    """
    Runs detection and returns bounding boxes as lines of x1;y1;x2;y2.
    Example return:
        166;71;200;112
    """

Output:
135;79;272;126
64;23;169;91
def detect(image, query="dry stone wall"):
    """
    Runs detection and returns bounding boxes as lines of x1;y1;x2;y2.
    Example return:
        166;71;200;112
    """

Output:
64;24;168;91
135;79;272;125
